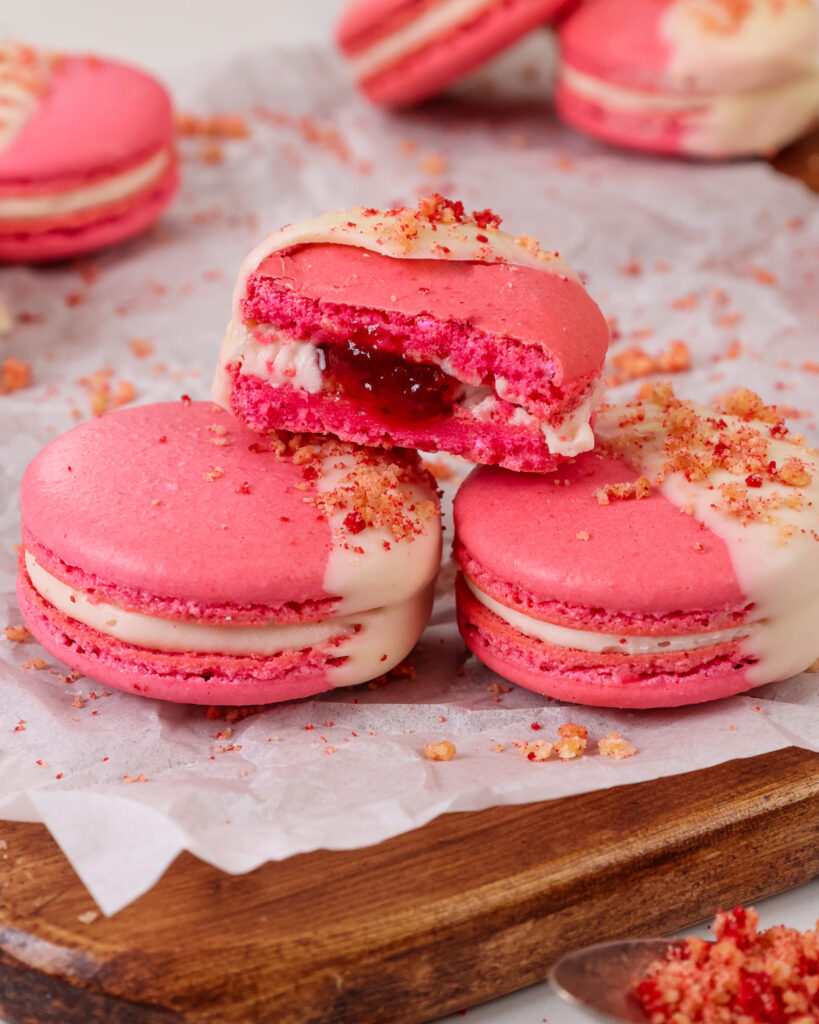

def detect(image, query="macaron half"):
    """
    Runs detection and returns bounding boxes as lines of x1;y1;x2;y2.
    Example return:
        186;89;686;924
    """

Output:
18;401;442;704
336;0;576;107
213;196;610;473
454;386;819;708
0;42;179;262
556;0;819;158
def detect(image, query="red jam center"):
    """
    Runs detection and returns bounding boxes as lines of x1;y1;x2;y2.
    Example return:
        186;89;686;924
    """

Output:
319;334;461;424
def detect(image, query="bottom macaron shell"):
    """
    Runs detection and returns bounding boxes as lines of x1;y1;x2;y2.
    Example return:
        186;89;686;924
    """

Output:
225;369;563;473
18;569;340;706
456;576;757;709
555;80;689;156
0;163;179;263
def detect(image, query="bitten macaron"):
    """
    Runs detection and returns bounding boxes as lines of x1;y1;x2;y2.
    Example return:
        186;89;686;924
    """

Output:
556;0;819;158
0;41;178;262
18;401;442;704
336;0;576;107
214;195;610;473
454;385;819;708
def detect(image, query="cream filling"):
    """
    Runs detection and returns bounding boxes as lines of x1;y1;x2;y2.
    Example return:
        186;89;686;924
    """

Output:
213;322;598;458
594;405;819;685
560;65;819;156
466;578;754;656
0;147;172;221
349;0;497;78
26;552;434;684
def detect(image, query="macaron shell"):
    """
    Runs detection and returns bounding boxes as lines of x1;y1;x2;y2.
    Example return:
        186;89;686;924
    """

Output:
344;0;574;107
454;456;745;618
0;56;175;185
222;364;565;473
456;576;756;709
21;401;333;609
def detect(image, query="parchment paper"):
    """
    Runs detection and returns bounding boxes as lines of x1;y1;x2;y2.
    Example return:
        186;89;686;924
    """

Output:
1;45;818;916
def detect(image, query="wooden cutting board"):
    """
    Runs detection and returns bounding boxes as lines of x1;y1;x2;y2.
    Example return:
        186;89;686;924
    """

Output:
2;132;818;1024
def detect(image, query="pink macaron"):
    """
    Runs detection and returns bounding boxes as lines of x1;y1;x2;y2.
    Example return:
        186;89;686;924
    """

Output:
17;400;442;705
0;42;179;262
555;0;819;158
454;385;819;709
336;0;576;107
213;196;610;473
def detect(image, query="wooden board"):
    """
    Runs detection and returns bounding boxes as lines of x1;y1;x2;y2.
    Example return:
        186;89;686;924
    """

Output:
2;747;819;1024
3;131;819;1024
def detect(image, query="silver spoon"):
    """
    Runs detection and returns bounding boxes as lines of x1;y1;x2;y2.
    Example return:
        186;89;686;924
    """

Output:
549;937;687;1023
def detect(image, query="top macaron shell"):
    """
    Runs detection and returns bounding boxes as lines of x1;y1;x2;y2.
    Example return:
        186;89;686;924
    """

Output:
20;401;437;620
0;55;174;185
336;0;576;107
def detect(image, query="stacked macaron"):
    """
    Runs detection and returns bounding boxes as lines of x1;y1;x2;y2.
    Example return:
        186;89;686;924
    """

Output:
0;41;178;262
334;0;819;159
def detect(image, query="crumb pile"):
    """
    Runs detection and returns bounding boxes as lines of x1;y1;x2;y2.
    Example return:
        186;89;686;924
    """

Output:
633;906;819;1023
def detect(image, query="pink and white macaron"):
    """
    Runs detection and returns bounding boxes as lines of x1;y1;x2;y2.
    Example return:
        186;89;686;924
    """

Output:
17;401;441;704
213;196;610;473
336;0;575;107
556;0;819;158
0;42;178;262
454;385;819;708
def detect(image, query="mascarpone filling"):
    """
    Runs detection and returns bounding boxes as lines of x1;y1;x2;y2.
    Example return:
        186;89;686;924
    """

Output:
349;0;497;78
26;551;434;682
213;320;598;458
560;65;819;155
465;577;755;656
0;146;172;222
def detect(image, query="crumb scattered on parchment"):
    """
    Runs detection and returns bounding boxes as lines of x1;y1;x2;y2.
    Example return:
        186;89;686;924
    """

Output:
1;357;31;394
424;740;456;762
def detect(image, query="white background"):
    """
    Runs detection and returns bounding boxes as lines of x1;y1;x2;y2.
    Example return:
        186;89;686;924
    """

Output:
3;4;819;1023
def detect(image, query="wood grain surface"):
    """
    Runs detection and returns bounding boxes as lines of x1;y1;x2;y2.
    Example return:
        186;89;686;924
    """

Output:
2;130;818;1024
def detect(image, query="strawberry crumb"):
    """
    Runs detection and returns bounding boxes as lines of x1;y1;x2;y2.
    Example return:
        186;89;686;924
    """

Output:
520;740;553;762
4;625;31;643
598;733;637;759
0;357;31;394
424;740;456;761
633;906;819;1023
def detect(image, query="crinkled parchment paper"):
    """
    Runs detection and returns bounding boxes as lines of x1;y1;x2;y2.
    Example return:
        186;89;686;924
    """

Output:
1;45;818;915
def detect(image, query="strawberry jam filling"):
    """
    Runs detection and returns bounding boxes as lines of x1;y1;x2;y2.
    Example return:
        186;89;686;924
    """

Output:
318;333;461;424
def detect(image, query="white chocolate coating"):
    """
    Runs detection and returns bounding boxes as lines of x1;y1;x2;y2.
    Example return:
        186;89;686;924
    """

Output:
594;403;819;685
663;0;819;94
466;577;754;655
348;0;497;78
560;65;819;157
0;43;51;153
232;206;579;320
0;147;171;222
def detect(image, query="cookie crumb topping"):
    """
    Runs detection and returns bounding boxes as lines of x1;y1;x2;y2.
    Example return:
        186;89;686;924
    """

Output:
600;384;816;528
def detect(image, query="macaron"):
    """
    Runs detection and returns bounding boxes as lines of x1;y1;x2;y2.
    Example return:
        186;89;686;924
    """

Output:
17;401;442;704
0;42;179;262
454;385;819;708
335;0;576;107
213;195;610;473
555;0;819;158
